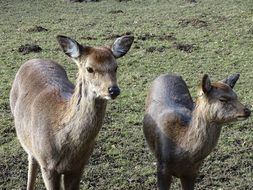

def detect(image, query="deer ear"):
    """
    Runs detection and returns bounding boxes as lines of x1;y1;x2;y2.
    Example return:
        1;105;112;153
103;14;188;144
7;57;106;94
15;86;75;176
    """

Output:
57;35;84;58
111;35;134;58
202;74;212;94
221;73;240;89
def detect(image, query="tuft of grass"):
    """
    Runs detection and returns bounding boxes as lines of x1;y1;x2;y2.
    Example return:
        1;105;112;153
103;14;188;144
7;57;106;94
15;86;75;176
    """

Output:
0;0;252;189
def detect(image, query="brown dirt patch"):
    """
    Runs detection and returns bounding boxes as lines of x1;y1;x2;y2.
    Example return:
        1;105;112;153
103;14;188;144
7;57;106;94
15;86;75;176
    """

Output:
137;33;156;41
133;45;140;49
172;42;195;53
109;10;124;14
179;18;208;28
103;32;133;40
146;46;167;53
146;47;156;53
137;33;176;41
27;25;48;32
158;34;177;41
188;0;196;2
80;36;98;40
18;44;42;55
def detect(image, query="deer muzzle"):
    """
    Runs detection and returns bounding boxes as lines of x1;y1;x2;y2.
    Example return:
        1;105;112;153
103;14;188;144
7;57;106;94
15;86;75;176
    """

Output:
108;86;121;99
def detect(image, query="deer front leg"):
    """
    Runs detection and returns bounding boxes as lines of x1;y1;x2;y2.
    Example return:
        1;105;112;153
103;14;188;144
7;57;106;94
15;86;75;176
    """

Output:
63;171;83;190
157;161;172;190
41;167;61;190
27;155;39;190
180;176;196;190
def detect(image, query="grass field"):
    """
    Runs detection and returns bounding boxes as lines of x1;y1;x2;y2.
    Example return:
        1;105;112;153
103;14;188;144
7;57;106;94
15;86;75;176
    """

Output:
0;0;252;189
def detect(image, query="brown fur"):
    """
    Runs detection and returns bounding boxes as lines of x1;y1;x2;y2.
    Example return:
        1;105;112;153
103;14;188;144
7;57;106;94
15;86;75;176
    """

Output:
212;81;230;91
143;74;251;190
87;47;114;64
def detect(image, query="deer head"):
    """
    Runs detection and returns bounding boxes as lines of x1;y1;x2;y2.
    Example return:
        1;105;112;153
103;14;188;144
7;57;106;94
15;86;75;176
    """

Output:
197;74;251;123
57;35;134;100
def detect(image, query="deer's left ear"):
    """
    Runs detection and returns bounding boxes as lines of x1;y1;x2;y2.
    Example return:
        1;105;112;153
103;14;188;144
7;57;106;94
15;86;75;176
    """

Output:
221;73;240;89
202;74;212;94
111;35;134;58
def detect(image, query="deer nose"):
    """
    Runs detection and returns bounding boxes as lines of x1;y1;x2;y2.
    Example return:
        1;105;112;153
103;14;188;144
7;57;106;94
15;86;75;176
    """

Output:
244;108;251;117
108;86;120;98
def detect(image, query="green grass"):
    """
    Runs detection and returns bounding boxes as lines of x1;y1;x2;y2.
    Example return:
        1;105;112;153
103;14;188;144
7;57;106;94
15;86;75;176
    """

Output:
0;0;253;189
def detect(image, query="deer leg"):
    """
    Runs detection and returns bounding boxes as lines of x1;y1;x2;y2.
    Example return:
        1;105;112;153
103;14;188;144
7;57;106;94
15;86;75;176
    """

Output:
41;167;61;190
63;171;83;190
157;162;172;190
27;155;39;190
180;176;196;190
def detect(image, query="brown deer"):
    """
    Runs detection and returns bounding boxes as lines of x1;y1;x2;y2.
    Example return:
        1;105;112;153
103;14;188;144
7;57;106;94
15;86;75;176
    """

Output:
143;73;251;190
10;35;134;190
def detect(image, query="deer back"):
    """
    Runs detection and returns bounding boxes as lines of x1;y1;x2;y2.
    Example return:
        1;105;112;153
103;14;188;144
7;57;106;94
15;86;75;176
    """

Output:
10;59;74;128
146;74;194;120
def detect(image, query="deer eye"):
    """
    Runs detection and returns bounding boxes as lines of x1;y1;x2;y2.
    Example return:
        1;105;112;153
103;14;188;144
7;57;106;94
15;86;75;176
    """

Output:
114;66;118;72
86;67;94;73
219;98;228;103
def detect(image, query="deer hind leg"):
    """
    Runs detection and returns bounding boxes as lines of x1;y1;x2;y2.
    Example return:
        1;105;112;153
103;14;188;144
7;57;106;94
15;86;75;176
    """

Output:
27;155;39;190
180;176;196;190
41;167;61;190
63;171;83;190
157;162;172;190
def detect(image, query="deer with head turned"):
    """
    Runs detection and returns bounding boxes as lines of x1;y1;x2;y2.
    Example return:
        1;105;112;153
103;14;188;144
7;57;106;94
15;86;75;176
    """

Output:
143;73;251;190
10;35;134;190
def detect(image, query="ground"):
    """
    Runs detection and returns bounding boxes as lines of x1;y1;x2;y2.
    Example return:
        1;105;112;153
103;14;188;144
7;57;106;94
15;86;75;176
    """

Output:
0;0;252;189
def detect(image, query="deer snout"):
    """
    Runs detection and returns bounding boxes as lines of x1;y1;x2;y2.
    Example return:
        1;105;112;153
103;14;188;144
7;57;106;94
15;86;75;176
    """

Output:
244;108;251;117
108;86;120;99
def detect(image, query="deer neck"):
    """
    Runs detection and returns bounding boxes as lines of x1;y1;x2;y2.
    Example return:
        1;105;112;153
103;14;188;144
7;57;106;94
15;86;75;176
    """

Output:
181;103;222;162
59;71;107;148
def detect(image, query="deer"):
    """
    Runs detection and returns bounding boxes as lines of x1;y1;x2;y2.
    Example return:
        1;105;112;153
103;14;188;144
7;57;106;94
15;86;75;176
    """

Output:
9;34;134;190
143;73;251;190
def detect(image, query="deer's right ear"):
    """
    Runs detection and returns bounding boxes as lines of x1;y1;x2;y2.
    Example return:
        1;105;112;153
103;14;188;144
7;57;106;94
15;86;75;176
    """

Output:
57;35;84;58
202;74;212;94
